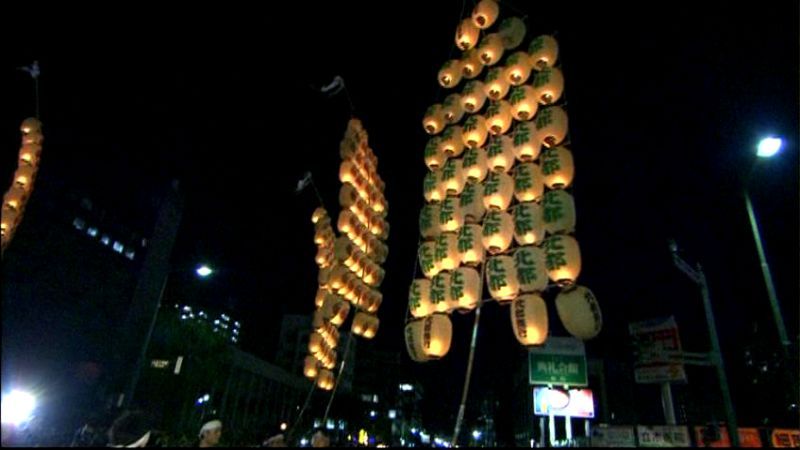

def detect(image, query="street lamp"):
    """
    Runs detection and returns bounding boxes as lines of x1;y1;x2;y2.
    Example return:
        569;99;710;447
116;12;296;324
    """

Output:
196;264;214;278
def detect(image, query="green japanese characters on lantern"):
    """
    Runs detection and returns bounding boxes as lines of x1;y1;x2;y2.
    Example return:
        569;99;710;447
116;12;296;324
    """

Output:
514;163;544;202
424;169;445;202
430;272;451;313
460;181;486;223
439;196;464;233
419;203;440;239
485;135;514;172
513;201;544;245
419;240;440;278
514;245;548;293
512;121;540;161
462;115;489;148
541;146;574;188
439;158;465;195
542;189;575;235
482;170;513;211
462;146;488;182
409;279;434;318
434;232;459;271
482;210;513;254
461;80;487;113
425;137;446;170
544;234;581;285
534;106;568;148
458;223;484;266
483;66;510;100
486;255;519;302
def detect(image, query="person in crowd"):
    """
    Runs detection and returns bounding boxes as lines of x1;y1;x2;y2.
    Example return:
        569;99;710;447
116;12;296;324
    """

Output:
107;410;153;448
311;429;330;447
198;419;223;447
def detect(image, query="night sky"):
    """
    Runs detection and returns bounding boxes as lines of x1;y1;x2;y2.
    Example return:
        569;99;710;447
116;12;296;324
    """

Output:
4;0;798;437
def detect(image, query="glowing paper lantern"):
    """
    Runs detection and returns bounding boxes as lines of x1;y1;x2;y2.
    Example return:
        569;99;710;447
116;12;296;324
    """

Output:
461;81;488;113
544;234;581;286
22;132;43;146
485;135;515;172
1;207;20;238
442;94;465;124
430;272;453;313
511;121;540;161
534;106;568;148
424;137;446;171
361;314;380;339
514;245;548;292
455;17;480;50
462;146;488;183
439;158;465;196
423;104;446;135
3;187;26;212
317;369;335;390
556;285;602;340
451;266;481;311
461;115;489;148
422;314;453;358
483;67;510;101
511;294;548;346
513;202;545;246
322;293;351;326
13;166;36;192
315;245;334;268
504;52;533;85
482;171;514;211
308;332;325;355
541;146;574;188
472;0;499;29
438;126;465;157
498;17;527;50
461;49;485;80
304;355;319;379
405;319;430;362
438;59;463;89
485;101;513;136
423;170;446;203
315;288;327;308
482;210;514;254
508;86;538;121
20;118;42;135
419;240;441;279
409;278;435;318
532;66;565;105
478;33;504;66
542;189;576;235
460;182;486;223
528;35;559;70
312;207;328;224
419;203;441;239
486;255;519;302
352;311;379;337
19;144;41;167
457;223;485;266
434;232;459;272
513;163;544;202
439;196;464;233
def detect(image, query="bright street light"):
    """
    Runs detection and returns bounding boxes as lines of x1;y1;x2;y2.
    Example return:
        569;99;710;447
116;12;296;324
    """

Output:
472;430;482;440
1;390;36;426
756;137;782;158
196;264;214;277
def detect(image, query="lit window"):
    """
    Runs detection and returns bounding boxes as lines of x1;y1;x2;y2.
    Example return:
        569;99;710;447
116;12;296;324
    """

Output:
125;249;135;260
399;384;414;392
113;241;124;253
100;235;110;245
214;319;220;324
73;218;86;230
326;419;335;430
88;227;98;237
372;395;379;404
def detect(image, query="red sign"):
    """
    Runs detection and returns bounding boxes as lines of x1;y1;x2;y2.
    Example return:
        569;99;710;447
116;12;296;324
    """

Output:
692;426;763;447
629;316;687;383
771;429;800;448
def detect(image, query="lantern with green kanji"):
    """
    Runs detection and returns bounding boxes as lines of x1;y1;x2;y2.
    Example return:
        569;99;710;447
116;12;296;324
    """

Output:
514;245;548;292
556;285;602;340
462;146;488;182
483;66;510;101
513;202;545;245
540;146;574;188
532;66;564;105
542;189;576;235
423;103;446;135
499;16;527;49
456;17;480;50
513;163;544;202
451;266;481;311
509;86;538;122
511;122;539;162
457;223;485;266
438;59;464;89
304;355;319;380
430;272;453;313
461;48;485;79
482;210;514;254
482;170;514;211
405;319;430;362
544;234;581;286
471;0;499;29
504;51;533;85
528;35;559;70
442;93;465;124
478;33;504;66
485;100;513;136
511;294;548;345
439;195;464;233
434;232;460;272
438;125;465;158
461;115;489;148
419;240;441;279
424;137;447;170
485;135;515;172
460;182;486;223
409;278;435;318
439;158;466;196
534;106;568;148
423;169;446;203
419;203;441;239
486;255;520;302
461;80;488;113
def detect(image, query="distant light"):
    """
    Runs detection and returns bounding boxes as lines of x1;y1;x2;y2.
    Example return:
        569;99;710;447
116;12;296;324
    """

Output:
112;241;124;253
369;410;377;418
214;320;220;325
87;227;98;237
388;409;397;419
125;249;135;260
196;265;214;277
2;390;36;425
280;422;288;431
300;438;308;446
372;394;379;403
399;383;414;392
203;394;210;401
326;419;335;430
411;428;418;435
757;137;782;158
472;430;482;440
234;321;241;327
101;236;111;246
73;218;86;230
183;306;191;312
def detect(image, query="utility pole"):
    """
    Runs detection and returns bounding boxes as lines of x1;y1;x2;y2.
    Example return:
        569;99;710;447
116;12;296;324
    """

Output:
670;241;739;447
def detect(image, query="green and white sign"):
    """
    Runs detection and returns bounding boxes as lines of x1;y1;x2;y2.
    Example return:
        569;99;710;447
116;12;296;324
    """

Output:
528;337;588;387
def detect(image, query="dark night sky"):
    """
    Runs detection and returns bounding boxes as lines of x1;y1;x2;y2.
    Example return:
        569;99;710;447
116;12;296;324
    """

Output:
3;0;798;436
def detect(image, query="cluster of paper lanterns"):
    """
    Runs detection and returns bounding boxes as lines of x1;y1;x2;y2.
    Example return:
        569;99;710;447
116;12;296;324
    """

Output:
2;118;43;254
304;119;389;390
408;0;602;361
